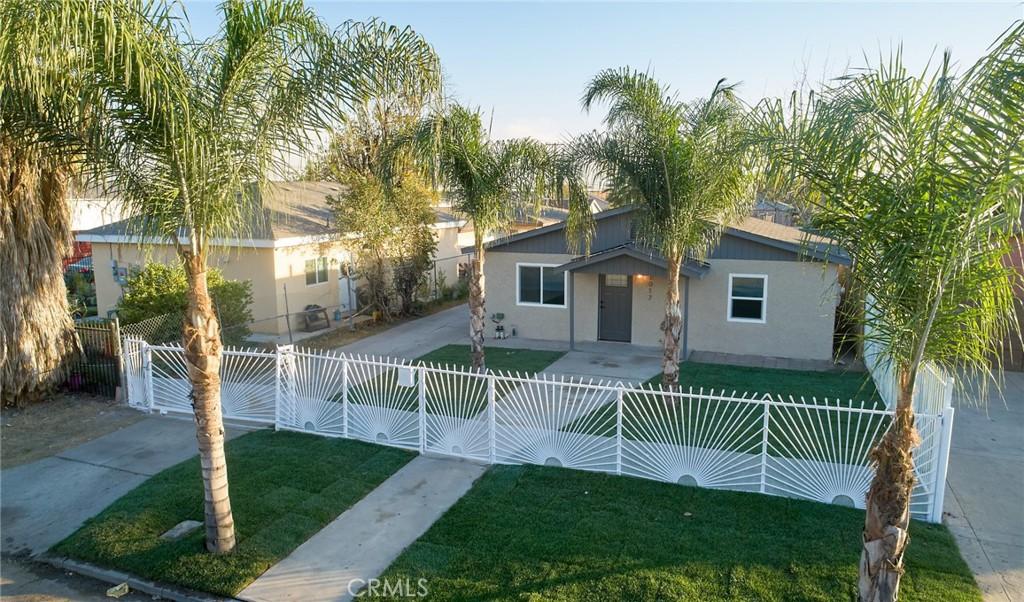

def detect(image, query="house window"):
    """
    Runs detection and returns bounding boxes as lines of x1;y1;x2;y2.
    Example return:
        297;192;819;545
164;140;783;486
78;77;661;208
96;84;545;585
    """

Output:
305;257;329;286
605;274;628;287
517;264;566;307
728;274;767;323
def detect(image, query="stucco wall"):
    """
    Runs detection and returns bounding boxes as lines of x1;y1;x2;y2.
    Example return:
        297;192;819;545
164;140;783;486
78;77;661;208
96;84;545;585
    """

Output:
483;251;600;342
272;242;352;334
686;259;840;361
90;242;279;333
484;251;839;360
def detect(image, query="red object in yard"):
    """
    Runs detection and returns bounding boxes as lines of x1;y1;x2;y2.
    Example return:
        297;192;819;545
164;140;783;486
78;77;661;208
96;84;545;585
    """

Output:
63;241;92;270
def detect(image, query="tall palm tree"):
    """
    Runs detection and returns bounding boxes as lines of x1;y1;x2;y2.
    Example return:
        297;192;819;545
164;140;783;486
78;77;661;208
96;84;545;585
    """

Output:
0;0;161;405
4;0;439;553
755;24;1023;601
566;69;754;388
394;104;549;370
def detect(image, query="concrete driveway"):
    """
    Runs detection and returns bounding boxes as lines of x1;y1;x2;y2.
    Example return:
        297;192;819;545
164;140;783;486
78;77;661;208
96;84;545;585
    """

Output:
1;416;244;557
336;303;468;359
944;372;1024;602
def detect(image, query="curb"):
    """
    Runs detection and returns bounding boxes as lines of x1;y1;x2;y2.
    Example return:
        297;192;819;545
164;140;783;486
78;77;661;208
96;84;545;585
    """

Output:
40;555;241;602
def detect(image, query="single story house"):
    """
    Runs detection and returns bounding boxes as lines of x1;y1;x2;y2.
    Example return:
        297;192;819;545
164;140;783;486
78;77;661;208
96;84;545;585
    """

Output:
474;205;849;362
78;181;467;335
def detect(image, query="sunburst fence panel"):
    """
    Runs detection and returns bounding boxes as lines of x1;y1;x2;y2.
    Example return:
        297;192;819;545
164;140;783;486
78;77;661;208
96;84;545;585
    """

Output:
122;339;955;522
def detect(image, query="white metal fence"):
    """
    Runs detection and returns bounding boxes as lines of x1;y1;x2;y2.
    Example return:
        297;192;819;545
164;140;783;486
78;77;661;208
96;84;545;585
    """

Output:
122;338;954;523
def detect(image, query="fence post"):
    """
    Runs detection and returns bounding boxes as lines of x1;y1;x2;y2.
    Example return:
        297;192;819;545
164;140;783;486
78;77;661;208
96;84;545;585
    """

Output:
274;346;283;431
759;399;771;493
930;406;955;523
143;342;154;411
615;387;624;475
487;373;496;464
418;365;427;453
342;358;349;439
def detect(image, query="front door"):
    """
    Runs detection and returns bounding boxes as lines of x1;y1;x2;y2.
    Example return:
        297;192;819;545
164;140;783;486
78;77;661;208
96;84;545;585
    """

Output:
598;274;632;342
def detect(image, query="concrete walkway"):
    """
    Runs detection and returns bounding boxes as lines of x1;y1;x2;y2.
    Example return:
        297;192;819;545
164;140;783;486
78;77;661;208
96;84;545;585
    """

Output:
491;337;664;383
944;372;1024;602
239;455;486;602
1;415;243;556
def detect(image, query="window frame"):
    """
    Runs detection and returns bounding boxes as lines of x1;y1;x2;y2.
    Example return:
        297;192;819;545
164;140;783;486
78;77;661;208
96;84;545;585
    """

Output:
305;256;329;287
727;273;767;324
515;262;568;308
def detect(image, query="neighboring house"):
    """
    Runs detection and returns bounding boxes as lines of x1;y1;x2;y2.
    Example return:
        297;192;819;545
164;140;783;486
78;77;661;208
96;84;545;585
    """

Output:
751;196;799;227
77;181;466;335
475;206;849;362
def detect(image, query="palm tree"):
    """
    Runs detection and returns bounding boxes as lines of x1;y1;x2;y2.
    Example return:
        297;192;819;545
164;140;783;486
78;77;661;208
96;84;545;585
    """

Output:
565;69;753;388
394;104;549;370
755;24;1023;601
0;0;160;405
4;0;439;553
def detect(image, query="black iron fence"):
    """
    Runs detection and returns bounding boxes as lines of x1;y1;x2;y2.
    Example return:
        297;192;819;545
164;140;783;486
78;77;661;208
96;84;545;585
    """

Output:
66;319;122;398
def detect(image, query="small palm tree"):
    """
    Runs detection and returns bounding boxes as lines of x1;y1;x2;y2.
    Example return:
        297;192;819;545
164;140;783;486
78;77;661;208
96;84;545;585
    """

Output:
395;104;549;370
4;0;438;553
755;23;1023;601
566;69;753;388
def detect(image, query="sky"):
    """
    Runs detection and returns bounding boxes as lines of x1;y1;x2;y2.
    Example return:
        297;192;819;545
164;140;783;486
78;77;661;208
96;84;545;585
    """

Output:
182;1;1022;142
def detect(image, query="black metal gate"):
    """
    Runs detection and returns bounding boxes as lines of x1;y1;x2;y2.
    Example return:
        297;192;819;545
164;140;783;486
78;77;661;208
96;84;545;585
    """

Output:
66;320;122;398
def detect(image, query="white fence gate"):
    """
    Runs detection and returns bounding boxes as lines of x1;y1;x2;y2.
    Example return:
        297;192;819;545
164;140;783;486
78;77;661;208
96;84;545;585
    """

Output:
122;338;955;523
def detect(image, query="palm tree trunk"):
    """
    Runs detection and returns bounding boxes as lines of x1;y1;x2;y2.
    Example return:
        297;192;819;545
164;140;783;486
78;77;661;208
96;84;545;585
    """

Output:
469;235;487;371
181;253;236;554
0;139;79;406
859;367;919;602
660;254;683;389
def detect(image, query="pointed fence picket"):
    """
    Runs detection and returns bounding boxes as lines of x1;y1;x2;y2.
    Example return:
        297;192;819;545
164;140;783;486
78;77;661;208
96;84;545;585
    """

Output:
121;337;954;522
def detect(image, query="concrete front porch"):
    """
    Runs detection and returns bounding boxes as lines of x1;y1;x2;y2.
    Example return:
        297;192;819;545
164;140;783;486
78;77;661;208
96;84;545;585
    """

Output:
489;336;663;383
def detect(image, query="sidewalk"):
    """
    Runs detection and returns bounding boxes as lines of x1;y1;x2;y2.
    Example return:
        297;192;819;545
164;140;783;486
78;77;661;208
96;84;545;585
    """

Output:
239;455;486;602
0;415;243;556
944;372;1024;602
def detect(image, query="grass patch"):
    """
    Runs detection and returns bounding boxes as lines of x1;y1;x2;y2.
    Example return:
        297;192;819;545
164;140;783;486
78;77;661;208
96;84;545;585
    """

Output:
380;464;979;601
52;430;414;596
416;344;565;374
661;361;882;403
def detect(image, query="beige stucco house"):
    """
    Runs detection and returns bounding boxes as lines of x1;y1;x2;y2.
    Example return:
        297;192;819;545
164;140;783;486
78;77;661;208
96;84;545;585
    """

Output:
78;181;467;335
477;206;849;362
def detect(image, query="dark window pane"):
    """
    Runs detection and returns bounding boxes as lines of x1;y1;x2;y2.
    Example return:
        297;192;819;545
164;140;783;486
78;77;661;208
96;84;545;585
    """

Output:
731;299;763;320
542;268;565;305
317;258;328;283
305;259;317;285
519;266;541;303
732;277;764;299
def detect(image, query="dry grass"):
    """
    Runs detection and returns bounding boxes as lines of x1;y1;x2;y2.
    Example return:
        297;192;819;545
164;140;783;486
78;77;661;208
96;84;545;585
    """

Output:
0;393;143;468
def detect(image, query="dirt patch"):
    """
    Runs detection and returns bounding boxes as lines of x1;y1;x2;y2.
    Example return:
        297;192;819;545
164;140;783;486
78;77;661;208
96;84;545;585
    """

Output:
1;393;143;469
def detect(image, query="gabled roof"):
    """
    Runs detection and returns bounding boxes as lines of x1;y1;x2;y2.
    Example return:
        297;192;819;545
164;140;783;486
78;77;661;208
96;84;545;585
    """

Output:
77;181;465;246
551;243;710;279
477;205;850;265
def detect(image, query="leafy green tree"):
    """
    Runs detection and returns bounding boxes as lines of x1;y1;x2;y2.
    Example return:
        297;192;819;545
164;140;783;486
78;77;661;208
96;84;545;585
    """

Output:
395;104;549;369
565;70;754;387
116;264;254;346
754;24;1023;601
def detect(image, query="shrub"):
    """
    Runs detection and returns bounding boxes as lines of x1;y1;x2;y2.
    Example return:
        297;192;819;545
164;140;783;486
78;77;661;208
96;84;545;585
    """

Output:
116;264;253;345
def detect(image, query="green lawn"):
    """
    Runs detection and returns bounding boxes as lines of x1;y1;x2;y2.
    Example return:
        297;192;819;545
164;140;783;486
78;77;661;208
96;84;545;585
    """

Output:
660;361;882;404
416;344;565;374
52;430;414;596
380;465;980;601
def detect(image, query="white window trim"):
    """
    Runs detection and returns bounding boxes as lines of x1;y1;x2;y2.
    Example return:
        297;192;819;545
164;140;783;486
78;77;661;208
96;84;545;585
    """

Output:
305;257;330;287
727;273;767;324
515;262;568;308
